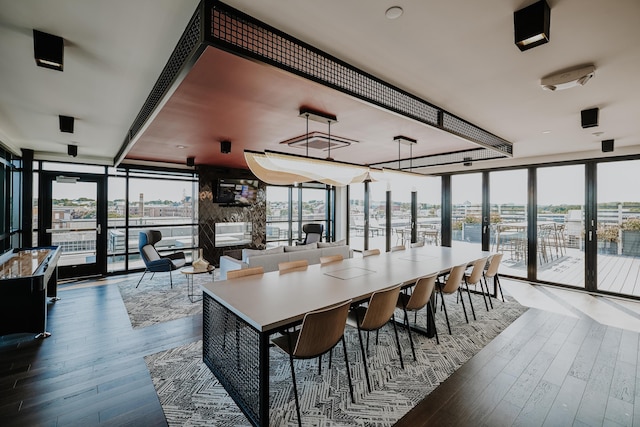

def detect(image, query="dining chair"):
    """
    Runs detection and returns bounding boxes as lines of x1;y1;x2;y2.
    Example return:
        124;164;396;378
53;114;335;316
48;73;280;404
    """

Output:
410;241;424;248
463;257;490;313
435;263;470;335
278;259;308;274
320;254;344;265
347;284;403;392
390;245;406;252
397;273;440;360
483;253;505;302
271;299;354;427
362;248;380;257
226;266;264;279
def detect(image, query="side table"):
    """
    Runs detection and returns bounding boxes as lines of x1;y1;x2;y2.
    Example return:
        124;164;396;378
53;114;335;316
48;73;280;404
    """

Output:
181;265;214;302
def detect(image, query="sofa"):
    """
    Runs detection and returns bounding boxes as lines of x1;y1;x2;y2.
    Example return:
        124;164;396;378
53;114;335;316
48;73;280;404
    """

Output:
218;240;352;280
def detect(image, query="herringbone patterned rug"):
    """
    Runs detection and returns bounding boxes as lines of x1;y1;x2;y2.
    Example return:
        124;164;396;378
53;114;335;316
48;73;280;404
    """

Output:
145;293;527;426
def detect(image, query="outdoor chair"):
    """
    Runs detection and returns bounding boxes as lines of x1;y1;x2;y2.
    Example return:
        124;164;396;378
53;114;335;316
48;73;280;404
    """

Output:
271;299;354;427
136;230;185;288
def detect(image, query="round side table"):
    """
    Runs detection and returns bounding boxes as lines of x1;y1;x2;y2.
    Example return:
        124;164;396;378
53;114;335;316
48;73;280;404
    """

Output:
181;265;214;302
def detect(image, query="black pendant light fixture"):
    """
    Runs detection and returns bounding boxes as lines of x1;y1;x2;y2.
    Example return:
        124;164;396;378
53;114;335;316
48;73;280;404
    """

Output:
514;0;550;51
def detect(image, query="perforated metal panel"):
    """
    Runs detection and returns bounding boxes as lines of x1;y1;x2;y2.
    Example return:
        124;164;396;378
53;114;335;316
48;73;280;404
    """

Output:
203;293;263;425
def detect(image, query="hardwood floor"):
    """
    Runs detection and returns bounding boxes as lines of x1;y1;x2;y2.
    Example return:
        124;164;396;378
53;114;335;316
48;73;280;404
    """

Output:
2;276;639;426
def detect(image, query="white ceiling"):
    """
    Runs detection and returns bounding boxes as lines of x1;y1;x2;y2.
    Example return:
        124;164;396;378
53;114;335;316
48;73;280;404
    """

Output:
1;0;639;173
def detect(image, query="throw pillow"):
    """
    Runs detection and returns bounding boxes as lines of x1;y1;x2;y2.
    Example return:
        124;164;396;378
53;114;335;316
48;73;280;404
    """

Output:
317;239;346;248
284;242;318;252
242;245;284;262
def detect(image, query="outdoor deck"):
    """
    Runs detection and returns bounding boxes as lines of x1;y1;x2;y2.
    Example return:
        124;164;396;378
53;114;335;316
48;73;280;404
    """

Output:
350;233;640;298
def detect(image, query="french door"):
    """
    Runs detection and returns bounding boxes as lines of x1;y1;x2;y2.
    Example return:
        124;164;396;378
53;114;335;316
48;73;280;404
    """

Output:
38;171;107;279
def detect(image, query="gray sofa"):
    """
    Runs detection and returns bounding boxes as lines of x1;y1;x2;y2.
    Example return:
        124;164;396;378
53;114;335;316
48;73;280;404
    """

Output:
218;241;352;280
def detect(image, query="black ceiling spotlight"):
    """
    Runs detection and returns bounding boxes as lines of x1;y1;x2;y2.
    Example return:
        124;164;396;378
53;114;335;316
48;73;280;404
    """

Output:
463;157;473;167
33;29;64;71
59;115;74;133
220;140;231;154
514;0;550;52
581;108;599;129
67;144;78;157
602;139;614;153
186;157;195;167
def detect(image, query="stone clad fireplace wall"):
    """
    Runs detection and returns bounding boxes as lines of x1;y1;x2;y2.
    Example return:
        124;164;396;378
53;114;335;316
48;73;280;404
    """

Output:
197;166;266;266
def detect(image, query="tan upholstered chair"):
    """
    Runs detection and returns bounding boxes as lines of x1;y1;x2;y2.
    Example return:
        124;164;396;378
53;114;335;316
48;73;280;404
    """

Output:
483;253;505;302
436;263;471;334
278;259;308;274
271;299;354;427
464;257;490;314
397;273;439;357
346;284;403;392
320;254;343;265
362;248;380;257
390;245;406;252
226;266;264;279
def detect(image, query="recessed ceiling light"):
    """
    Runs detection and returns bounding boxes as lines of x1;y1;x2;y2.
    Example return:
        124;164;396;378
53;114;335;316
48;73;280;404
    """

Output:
385;6;403;19
176;145;186;149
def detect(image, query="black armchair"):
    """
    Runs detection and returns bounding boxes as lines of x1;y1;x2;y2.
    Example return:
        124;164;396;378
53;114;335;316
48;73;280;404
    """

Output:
296;223;324;246
136;230;186;288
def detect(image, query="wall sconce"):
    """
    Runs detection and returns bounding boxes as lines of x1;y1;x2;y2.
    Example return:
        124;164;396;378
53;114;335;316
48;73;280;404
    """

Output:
33;29;64;71
514;0;550;51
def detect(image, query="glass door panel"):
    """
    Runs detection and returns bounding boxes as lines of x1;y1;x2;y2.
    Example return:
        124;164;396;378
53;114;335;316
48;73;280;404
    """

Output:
451;173;482;250
349;184;365;251
489;169;527;278
537;165;585;287
597;160;640;296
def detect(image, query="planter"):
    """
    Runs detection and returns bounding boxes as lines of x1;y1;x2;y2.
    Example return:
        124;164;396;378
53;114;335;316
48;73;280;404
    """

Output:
597;240;618;255
622;230;640;256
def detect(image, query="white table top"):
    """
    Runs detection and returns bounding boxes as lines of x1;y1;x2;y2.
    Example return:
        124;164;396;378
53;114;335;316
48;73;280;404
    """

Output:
202;245;489;333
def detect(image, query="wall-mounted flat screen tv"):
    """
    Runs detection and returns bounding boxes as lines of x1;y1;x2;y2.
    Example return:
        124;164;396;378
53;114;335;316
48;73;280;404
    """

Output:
215;178;259;206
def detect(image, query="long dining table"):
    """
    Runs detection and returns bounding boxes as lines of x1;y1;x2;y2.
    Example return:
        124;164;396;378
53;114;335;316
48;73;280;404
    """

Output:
201;244;489;426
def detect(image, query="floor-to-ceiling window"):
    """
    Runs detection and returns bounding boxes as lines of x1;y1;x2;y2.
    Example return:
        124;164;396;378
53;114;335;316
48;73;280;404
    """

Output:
536;164;585;287
490;169;528;279
597;159;640;296
265;186;291;247
349;183;365;251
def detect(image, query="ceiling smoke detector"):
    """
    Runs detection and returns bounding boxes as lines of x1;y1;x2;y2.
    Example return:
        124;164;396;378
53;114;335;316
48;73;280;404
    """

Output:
541;65;595;91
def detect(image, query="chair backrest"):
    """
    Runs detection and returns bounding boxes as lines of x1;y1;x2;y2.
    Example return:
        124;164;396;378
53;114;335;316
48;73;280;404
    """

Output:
485;253;503;279
441;263;467;294
362;248;380;257
405;274;438;311
466;257;489;285
293;299;352;358
360;285;402;330
227;266;265;279
320;254;343;265
390;245;406;252
139;230;163;264
410;241;425;248
279;259;308;274
302;223;323;244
